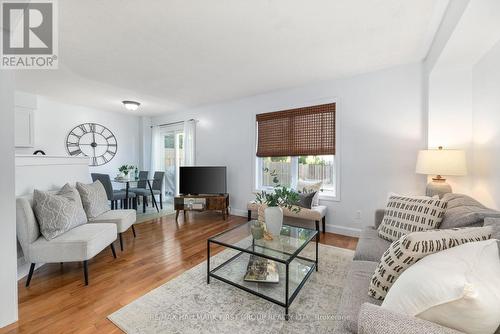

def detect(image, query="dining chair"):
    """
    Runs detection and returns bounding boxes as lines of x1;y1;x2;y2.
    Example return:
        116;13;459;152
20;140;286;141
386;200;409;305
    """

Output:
128;171;149;205
90;173;137;210
152;171;165;210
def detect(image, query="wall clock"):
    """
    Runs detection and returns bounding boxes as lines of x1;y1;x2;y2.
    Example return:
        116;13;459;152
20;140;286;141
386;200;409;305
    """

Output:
66;123;117;166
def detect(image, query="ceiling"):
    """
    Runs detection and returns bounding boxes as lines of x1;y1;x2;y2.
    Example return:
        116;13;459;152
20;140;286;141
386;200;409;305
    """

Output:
15;0;449;115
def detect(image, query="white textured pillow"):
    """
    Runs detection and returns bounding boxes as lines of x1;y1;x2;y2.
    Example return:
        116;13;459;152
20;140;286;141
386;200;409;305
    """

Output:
378;194;447;242
369;226;492;300
382;239;500;334
296;179;322;206
76;180;110;219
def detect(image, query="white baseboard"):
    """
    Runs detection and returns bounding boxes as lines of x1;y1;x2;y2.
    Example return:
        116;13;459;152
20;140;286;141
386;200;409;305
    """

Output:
325;224;361;237
229;207;248;218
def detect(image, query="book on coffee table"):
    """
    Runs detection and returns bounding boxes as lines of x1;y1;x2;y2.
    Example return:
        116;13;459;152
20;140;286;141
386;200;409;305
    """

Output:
243;255;279;283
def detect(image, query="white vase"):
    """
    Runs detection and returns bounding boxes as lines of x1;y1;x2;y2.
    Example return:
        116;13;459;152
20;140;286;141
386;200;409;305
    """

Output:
265;206;283;236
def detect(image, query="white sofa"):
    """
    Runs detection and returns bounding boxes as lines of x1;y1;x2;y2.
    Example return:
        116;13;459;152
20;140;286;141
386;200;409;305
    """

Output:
16;195;136;286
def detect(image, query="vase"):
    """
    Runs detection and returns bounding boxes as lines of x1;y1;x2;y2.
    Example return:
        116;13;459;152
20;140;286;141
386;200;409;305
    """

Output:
265;206;283;236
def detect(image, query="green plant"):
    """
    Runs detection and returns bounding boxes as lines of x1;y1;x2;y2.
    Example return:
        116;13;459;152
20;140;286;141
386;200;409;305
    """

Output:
118;165;135;175
255;168;300;213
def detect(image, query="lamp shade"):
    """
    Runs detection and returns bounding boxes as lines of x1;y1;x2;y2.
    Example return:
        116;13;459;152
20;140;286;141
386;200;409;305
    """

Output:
416;148;467;176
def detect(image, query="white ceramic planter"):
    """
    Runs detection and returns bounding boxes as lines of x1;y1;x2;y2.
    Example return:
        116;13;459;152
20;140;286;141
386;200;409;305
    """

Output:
265;206;283;236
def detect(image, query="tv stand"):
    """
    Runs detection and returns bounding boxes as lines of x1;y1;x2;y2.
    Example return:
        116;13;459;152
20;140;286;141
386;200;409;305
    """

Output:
174;194;229;221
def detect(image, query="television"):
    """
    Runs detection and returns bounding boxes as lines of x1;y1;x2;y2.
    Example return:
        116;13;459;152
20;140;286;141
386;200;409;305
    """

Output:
179;166;227;195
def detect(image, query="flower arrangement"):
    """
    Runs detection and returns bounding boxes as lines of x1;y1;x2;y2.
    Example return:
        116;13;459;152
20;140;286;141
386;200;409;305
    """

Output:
253;168;301;240
118;165;135;176
255;168;301;212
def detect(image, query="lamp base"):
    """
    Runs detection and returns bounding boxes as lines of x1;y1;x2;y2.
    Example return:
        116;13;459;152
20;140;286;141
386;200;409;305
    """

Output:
426;180;452;198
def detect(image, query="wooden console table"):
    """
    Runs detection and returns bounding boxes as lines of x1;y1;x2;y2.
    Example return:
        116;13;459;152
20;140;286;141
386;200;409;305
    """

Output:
174;194;229;221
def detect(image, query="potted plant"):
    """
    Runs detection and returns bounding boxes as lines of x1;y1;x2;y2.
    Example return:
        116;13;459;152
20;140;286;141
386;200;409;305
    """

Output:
255;168;300;236
118;165;135;179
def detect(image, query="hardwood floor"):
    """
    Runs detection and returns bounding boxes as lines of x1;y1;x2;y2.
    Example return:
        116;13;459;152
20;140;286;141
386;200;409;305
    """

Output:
1;212;358;334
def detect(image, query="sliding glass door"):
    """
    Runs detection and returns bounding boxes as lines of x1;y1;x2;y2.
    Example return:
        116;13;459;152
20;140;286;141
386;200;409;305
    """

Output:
163;129;184;198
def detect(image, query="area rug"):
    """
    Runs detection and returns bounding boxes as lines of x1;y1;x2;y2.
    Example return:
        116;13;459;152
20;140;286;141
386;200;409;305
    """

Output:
108;243;354;333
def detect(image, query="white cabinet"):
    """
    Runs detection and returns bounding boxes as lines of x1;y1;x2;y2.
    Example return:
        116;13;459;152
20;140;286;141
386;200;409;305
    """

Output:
15;107;34;148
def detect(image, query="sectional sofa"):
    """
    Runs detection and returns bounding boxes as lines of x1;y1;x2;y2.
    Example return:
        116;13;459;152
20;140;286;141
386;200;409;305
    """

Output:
333;193;500;334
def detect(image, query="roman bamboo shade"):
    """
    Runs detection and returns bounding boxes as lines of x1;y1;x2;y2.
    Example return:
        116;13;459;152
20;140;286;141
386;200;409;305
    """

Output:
256;103;335;157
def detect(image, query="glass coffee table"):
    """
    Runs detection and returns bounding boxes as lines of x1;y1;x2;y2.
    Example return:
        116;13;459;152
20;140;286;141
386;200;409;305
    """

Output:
207;221;318;320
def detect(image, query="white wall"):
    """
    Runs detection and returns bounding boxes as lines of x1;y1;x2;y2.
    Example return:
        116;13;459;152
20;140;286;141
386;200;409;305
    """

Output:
151;63;427;235
471;40;500;208
15;95;141;177
0;72;18;327
427;68;472;194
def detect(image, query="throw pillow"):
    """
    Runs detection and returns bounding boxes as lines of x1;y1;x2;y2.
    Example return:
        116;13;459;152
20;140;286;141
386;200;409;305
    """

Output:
484;217;500;240
381;239;500;334
377;194;447;242
76;180;110;219
440;193;500;229
295;191;316;209
33;185;88;240
369;226;492;300
59;183;88;226
296;179;321;206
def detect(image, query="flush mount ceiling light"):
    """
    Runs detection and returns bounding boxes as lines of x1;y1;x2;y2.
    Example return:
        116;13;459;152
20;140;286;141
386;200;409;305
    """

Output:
122;100;141;111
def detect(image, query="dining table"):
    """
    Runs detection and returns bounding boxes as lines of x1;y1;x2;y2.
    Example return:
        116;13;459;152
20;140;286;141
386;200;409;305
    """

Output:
112;178;159;212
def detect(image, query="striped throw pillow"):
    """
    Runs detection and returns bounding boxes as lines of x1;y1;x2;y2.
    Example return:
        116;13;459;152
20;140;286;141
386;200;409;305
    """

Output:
378;195;447;242
369;226;493;300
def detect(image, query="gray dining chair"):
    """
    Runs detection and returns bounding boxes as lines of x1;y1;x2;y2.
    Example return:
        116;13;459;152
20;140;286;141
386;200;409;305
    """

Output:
128;171;149;205
91;173;137;210
130;171;164;212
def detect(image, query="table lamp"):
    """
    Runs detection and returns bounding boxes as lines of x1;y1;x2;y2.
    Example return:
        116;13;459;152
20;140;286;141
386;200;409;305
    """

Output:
415;146;467;198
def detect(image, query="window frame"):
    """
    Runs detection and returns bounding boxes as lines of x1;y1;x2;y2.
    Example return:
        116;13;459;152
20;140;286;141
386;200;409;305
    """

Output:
252;98;341;202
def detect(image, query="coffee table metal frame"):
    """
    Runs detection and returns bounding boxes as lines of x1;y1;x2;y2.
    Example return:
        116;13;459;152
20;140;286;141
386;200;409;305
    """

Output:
206;221;319;320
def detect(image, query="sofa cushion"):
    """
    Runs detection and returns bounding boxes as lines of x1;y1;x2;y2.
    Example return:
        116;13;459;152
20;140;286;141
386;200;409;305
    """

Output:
378;195;447;242
440;193;500;229
354;227;391;262
369;226;493;300
33;185;87;240
76;180;110;219
334;261;382;334
28;223;117;263
90;209;136;234
484;217;500;239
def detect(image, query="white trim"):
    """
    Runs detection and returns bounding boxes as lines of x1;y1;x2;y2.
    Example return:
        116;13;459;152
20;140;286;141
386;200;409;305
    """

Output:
229;208;248;218
15;155;89;167
325;224;361;238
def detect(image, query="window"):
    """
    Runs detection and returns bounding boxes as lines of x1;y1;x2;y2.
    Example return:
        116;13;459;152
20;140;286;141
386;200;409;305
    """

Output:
255;103;338;198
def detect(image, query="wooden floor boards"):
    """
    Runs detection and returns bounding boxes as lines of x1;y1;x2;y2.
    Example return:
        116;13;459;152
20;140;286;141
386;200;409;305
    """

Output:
1;212;358;334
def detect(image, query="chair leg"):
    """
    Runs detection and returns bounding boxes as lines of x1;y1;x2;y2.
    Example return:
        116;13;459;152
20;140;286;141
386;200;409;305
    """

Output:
322;216;326;233
111;201;114;210
159;193;163;210
83;260;89;286
26;263;35;287
110;243;117;258
247;210;252;221
143;196;146;213
119;233;124;251
132;225;136;238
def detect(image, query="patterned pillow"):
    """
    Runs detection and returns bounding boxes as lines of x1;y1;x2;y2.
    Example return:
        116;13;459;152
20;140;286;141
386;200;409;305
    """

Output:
369;226;493;300
76;180;110;219
377;195;447;242
33;185;88;240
